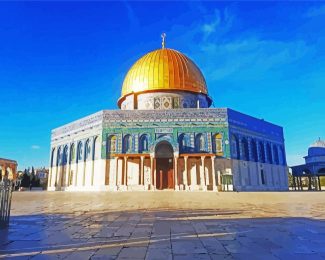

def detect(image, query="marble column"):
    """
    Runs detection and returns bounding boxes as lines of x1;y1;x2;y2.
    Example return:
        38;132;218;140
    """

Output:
217;170;221;187
154;158;157;189
200;156;206;190
256;141;260;162
211;156;217;191
184;156;188;189
66;147;71;187
115;157;119;186
150;156;154;190
140;156;144;186
174;156;179;190
74;163;78;187
124;156;128;186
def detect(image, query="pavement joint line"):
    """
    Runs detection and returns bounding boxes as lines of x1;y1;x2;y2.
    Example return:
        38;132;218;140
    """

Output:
0;232;226;255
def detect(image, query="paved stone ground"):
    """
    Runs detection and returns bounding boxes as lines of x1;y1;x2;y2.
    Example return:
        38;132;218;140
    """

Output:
1;191;325;259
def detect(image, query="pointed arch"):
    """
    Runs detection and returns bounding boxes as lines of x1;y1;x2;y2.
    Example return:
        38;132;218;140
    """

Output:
241;137;249;161
93;136;100;160
266;143;273;164
195;133;205;152
258;142;266;163
77;141;83;163
250;139;258;162
56;147;62;167
123;134;132;153
139;134;149;152
50;148;56;167
279;146;286;165
69;143;75;164
62;145;68;166
107;135;118;155
273;144;279;165
179;133;191;153
213;133;223;154
231;134;240;159
84;139;91;161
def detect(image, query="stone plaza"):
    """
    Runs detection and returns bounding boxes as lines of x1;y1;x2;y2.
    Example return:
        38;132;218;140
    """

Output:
1;191;325;259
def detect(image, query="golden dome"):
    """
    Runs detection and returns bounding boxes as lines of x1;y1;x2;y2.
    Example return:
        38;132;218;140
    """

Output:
118;48;207;107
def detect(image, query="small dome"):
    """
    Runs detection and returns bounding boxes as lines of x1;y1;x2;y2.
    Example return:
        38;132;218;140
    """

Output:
310;138;325;148
118;48;208;107
308;138;325;157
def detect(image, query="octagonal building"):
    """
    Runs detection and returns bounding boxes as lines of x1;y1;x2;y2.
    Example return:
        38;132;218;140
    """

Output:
48;44;288;192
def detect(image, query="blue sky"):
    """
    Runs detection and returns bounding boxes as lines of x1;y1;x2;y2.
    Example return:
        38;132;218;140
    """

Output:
0;2;324;170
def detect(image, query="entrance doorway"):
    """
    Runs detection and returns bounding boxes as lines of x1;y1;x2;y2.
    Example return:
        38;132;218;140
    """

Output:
156;158;174;189
155;141;174;190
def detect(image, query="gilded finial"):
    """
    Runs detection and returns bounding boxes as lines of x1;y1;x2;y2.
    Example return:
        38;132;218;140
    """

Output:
161;33;166;49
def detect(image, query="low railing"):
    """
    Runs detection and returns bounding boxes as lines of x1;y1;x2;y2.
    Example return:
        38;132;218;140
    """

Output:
0;180;13;228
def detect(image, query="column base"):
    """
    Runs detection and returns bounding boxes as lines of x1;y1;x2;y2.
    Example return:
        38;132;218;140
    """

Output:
211;186;218;192
178;184;188;191
117;185;127;191
127;185;146;191
107;185;118;191
149;184;156;191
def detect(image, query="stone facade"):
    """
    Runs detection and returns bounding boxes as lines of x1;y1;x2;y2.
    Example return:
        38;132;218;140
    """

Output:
48;108;288;192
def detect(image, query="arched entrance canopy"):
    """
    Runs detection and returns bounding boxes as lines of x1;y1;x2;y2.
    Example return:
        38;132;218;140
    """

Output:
155;141;174;158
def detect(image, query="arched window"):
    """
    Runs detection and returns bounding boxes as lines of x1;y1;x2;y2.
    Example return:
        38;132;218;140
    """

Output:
85;139;91;160
69;144;75;164
195;134;205;152
273;145;279;165
258;142;266;163
108;135;117;153
241;138;249;161
250;139;258;162
266;143;273;164
179;133;190;153
56;147;62;166
123;135;132;153
77;142;83;163
214;133;223;153
62;146;68;166
139;134;149;152
231;134;240;159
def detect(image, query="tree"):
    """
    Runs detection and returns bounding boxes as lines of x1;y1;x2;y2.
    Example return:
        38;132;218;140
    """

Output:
21;169;30;188
287;171;294;188
320;176;325;187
